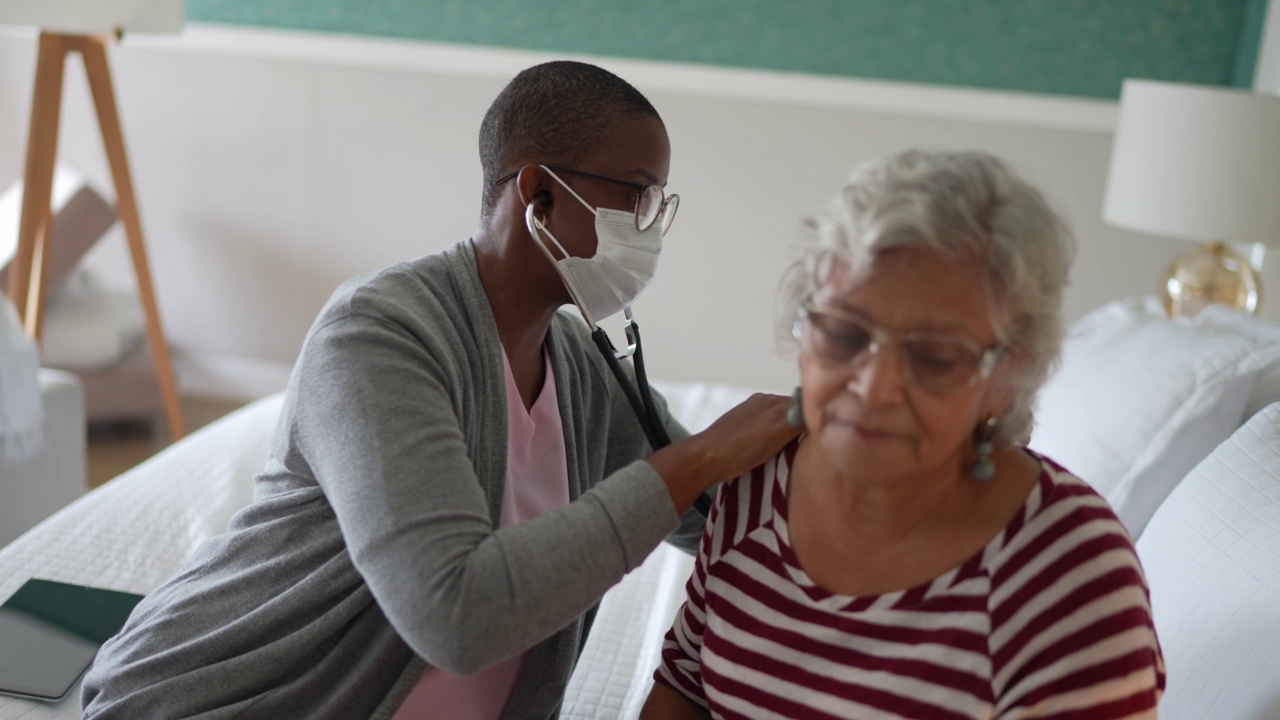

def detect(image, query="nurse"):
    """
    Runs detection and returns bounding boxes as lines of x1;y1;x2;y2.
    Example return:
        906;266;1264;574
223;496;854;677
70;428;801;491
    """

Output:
81;60;798;719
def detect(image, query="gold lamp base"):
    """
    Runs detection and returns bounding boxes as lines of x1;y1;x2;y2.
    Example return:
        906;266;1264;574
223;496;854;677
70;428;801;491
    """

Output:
1160;241;1261;318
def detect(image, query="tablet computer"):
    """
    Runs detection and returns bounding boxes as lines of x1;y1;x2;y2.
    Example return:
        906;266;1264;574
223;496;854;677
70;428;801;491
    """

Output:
0;578;144;702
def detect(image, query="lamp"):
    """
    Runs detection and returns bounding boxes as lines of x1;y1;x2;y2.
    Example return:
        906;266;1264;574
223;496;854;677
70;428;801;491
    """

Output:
1103;79;1280;318
0;0;186;438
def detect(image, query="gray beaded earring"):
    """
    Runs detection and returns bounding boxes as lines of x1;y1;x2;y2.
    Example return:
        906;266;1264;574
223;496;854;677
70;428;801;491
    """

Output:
786;386;805;429
972;416;998;481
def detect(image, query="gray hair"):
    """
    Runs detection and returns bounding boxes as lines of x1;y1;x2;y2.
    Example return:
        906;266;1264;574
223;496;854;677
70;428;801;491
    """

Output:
777;148;1076;446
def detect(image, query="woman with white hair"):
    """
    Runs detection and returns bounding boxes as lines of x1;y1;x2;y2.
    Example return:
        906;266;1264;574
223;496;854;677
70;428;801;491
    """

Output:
643;149;1165;719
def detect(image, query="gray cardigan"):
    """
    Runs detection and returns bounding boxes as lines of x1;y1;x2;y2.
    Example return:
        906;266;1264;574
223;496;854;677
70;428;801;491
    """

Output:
81;240;703;719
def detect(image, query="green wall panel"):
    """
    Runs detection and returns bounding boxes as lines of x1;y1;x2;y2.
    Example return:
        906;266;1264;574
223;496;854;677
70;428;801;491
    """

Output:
186;0;1258;100
1233;0;1269;88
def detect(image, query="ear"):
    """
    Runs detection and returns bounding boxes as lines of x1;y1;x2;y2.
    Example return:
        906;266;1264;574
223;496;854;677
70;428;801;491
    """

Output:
983;371;1016;421
514;165;553;211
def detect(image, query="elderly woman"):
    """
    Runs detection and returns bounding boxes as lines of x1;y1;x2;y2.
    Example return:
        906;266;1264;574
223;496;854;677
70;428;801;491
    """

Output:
642;149;1165;719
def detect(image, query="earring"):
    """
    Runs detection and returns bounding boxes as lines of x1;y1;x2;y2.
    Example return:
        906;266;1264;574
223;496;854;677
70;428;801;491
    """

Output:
971;416;998;481
786;386;805;429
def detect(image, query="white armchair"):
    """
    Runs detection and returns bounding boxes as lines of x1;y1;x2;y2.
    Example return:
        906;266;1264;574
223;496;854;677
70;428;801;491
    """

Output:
0;368;86;547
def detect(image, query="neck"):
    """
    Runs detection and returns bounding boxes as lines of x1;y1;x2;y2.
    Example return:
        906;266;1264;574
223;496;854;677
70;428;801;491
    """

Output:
473;222;564;407
793;436;981;542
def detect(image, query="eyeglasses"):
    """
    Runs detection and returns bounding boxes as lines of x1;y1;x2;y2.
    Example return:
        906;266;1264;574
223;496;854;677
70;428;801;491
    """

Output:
495;165;680;236
794;301;1004;394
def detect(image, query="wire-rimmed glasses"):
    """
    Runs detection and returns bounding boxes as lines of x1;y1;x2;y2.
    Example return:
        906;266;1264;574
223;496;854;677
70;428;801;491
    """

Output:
495;165;679;235
794;301;1004;394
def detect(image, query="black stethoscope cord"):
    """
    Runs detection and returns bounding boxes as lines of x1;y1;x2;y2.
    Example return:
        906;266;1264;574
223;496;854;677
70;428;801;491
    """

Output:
590;315;713;519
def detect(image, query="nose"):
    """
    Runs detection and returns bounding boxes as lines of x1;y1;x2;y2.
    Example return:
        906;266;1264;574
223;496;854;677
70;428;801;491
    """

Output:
846;341;908;404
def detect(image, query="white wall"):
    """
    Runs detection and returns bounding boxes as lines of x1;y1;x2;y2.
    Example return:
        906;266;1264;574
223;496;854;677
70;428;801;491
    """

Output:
1255;0;1280;93
0;25;1232;400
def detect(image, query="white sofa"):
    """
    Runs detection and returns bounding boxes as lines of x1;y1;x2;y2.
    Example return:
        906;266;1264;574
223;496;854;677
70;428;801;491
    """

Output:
0;368;86;548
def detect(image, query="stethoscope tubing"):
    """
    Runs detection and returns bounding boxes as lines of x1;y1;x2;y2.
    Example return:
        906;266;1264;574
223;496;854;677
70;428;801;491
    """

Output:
591;319;713;519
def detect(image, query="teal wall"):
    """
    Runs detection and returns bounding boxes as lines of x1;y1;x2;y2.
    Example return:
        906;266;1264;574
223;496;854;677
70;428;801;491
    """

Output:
187;0;1265;100
1234;0;1270;88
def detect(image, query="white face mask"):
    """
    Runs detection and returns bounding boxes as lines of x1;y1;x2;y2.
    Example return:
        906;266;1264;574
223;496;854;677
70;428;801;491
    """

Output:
526;165;663;326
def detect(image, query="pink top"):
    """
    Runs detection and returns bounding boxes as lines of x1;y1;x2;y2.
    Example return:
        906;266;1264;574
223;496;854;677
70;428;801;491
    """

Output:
393;348;570;719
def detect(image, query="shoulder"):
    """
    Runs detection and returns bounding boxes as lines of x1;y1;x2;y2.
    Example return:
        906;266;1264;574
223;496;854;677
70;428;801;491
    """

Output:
1036;455;1138;552
304;243;496;357
987;453;1165;713
708;440;798;553
989;453;1155;638
315;250;465;328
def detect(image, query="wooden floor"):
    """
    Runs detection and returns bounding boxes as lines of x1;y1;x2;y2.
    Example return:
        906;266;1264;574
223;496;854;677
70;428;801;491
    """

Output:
86;396;248;488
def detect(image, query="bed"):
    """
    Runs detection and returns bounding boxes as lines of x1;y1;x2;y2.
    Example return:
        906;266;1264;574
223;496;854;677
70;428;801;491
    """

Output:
2;297;1280;718
0;380;750;719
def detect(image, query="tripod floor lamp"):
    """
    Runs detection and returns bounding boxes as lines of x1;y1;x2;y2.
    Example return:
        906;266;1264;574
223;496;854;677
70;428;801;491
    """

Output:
1;1;186;439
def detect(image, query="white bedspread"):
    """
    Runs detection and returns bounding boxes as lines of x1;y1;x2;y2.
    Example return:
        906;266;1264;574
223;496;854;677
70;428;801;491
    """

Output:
0;380;754;718
0;394;279;719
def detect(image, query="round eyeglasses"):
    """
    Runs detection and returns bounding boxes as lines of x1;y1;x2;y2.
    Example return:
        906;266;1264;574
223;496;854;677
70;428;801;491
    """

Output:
794;301;1004;394
495;165;679;236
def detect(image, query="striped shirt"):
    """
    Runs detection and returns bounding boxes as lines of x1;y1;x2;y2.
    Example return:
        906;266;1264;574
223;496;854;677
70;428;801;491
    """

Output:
654;443;1165;719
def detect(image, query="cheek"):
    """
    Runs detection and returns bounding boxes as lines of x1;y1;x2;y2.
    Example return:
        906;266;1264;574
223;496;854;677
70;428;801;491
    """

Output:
797;356;846;429
911;395;986;456
568;215;601;256
545;210;598;257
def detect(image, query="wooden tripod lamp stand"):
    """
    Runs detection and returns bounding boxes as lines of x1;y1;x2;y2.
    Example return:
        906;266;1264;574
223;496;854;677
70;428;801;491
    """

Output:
2;1;186;439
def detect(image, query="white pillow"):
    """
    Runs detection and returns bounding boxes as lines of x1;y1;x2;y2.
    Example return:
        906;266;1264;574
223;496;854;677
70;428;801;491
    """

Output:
1136;403;1280;719
1246;361;1280;419
651;379;756;434
1030;297;1280;537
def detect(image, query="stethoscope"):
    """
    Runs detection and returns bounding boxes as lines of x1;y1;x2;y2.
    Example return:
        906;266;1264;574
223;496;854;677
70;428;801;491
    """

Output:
526;202;713;518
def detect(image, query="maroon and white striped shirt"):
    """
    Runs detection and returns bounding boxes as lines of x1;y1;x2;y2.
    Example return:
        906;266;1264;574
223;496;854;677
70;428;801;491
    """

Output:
654;443;1165;719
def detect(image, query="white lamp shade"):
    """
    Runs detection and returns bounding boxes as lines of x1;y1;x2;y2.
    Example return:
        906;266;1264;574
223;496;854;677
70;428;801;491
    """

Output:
0;0;183;35
1103;79;1280;247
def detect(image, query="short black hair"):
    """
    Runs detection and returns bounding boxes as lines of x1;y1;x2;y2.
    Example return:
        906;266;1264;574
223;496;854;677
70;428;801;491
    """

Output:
478;60;662;221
